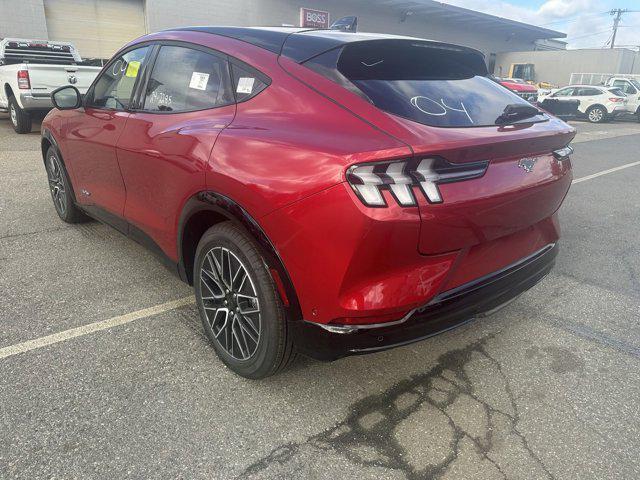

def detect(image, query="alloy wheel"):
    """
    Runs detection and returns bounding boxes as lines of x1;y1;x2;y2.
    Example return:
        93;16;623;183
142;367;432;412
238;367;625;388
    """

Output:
198;246;261;360
9;104;17;126
589;108;603;122
46;154;67;215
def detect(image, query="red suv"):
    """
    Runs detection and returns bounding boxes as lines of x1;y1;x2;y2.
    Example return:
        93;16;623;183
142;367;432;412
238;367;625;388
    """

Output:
42;27;574;378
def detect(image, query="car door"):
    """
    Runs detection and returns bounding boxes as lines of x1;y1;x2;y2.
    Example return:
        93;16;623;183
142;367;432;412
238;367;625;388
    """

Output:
614;80;640;112
116;43;236;257
570;87;591;113
63;45;151;219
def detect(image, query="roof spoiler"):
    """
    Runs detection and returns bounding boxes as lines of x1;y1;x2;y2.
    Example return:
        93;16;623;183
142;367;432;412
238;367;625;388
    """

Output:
330;16;357;32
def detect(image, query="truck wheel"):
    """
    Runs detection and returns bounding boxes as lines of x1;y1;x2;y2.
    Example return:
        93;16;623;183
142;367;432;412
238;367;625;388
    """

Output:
586;105;605;123
9;95;32;134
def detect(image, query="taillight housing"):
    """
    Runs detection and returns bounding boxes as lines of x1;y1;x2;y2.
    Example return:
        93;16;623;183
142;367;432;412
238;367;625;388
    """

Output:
609;97;624;103
17;70;30;90
347;158;488;207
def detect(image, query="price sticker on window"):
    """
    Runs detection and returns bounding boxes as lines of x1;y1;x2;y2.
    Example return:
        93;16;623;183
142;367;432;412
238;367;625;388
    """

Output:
237;77;255;94
189;72;209;90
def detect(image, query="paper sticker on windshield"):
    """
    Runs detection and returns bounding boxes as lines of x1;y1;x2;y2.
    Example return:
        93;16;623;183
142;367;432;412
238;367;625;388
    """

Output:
189;72;209;90
125;60;140;78
237;77;255;94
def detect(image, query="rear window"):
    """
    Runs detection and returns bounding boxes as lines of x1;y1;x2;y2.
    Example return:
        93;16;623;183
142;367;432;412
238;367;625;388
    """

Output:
304;40;546;127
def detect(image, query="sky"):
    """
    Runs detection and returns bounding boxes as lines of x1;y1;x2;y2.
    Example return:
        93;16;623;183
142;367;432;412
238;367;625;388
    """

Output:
441;0;640;49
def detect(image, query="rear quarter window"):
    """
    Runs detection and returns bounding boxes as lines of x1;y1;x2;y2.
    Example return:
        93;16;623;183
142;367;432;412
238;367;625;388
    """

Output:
303;40;545;128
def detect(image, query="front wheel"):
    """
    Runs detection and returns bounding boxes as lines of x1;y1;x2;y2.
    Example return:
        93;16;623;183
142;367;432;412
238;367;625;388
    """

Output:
194;222;296;379
8;95;32;134
586;105;606;123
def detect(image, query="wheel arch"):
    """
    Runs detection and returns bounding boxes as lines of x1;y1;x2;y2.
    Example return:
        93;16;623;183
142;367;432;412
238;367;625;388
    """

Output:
4;83;13;99
178;191;302;321
587;103;608;114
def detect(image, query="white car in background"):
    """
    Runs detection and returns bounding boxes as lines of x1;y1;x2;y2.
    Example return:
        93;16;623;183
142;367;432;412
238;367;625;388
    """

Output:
537;84;630;123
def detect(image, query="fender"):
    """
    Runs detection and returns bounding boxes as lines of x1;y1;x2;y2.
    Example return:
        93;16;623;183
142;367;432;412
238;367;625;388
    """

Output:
178;191;303;322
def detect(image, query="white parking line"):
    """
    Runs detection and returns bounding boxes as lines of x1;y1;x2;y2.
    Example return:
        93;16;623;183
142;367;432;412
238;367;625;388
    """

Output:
2;160;640;362
572;160;640;184
0;296;194;361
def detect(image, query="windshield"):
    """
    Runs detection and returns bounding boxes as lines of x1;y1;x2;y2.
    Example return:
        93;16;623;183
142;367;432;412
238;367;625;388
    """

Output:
304;41;546;128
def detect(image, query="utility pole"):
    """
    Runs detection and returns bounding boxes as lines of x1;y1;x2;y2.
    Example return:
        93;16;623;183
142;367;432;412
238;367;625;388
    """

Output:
610;9;628;49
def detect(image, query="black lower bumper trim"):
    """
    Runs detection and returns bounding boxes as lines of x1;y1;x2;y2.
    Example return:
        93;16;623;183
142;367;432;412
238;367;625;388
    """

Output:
290;243;557;361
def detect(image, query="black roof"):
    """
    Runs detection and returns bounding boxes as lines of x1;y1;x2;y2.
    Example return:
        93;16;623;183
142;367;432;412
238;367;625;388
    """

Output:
167;26;482;63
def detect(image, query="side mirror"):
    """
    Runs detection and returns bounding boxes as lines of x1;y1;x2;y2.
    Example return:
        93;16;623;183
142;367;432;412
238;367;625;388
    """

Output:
51;85;82;110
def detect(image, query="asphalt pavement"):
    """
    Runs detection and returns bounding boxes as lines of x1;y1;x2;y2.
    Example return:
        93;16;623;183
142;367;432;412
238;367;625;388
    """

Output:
1;114;639;479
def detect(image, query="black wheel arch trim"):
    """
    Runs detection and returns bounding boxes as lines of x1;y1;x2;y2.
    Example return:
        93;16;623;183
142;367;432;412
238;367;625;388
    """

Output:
178;191;303;322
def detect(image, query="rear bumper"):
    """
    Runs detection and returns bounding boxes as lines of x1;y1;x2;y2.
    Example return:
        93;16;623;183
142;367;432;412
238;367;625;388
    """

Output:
19;93;53;110
290;243;557;361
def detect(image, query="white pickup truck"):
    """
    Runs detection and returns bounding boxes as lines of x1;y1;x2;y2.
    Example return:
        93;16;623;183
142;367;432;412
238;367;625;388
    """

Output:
0;38;101;133
605;77;640;121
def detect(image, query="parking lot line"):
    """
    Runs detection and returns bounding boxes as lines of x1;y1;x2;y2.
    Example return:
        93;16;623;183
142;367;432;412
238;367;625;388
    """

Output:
572;160;640;184
0;296;194;361
1;160;639;362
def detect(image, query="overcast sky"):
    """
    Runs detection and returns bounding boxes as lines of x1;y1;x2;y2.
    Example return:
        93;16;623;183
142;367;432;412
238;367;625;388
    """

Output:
442;0;640;49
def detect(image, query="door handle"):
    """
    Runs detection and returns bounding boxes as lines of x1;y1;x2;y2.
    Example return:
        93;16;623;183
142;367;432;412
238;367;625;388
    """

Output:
140;149;161;158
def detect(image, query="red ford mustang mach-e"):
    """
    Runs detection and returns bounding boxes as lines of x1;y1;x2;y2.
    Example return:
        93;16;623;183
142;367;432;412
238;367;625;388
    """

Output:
42;27;574;378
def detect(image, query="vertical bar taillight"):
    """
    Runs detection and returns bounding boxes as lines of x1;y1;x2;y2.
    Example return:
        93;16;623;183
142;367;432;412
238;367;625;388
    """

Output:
347;158;489;207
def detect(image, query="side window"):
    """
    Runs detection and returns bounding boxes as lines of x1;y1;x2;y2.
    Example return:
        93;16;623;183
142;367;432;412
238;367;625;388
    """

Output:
578;88;600;96
231;63;269;102
142;45;233;112
554;88;574;97
88;46;150;110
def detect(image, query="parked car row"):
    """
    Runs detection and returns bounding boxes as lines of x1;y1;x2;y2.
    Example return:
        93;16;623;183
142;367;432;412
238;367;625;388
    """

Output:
496;73;640;124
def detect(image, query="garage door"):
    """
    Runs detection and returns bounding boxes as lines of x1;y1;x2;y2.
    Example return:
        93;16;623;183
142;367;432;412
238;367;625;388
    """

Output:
44;0;146;60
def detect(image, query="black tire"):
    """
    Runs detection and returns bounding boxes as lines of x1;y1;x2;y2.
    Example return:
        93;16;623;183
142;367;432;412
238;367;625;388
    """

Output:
44;147;89;223
194;222;296;379
586;105;606;123
8;95;32;134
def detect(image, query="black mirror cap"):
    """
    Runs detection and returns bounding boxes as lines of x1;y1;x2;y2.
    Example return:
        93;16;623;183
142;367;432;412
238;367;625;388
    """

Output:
51;85;82;110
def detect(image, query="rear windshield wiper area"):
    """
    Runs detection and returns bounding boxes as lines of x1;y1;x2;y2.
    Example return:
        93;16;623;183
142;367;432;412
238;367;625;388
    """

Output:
495;104;544;125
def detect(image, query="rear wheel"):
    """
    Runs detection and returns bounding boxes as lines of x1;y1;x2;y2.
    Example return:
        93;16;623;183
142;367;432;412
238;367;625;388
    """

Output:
586;105;606;123
194;222;296;379
8;95;32;134
45;147;88;223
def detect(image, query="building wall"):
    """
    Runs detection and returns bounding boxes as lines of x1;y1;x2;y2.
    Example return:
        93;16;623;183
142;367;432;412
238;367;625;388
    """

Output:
494;49;640;86
144;0;541;57
0;0;49;39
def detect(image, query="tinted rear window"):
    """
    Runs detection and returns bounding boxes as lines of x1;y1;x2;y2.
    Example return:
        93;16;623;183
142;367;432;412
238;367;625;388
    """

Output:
304;41;546;127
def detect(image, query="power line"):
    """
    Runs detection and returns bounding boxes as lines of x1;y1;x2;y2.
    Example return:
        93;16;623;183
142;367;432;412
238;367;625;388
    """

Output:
539;11;609;27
